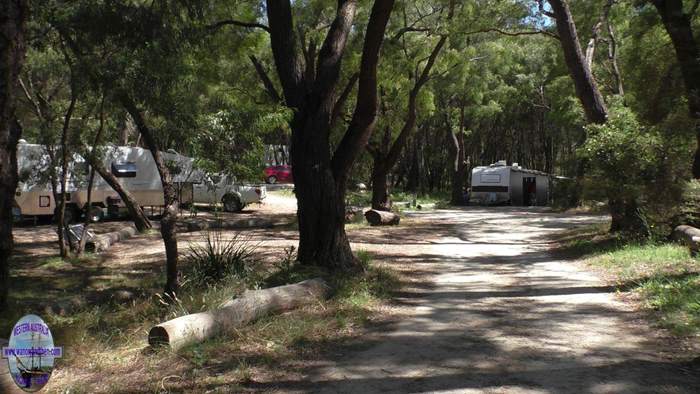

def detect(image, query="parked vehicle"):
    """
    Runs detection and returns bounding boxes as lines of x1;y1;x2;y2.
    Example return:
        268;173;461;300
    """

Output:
14;141;266;222
264;164;292;184
192;174;266;212
469;160;550;206
14;142;198;223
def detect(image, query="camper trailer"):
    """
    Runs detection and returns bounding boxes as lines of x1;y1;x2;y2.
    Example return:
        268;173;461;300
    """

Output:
14;142;198;222
469;161;550;206
14;141;266;222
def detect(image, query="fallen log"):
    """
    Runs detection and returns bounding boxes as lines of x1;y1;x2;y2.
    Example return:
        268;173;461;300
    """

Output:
365;209;400;226
180;217;273;232
672;225;700;256
85;225;138;252
148;278;330;351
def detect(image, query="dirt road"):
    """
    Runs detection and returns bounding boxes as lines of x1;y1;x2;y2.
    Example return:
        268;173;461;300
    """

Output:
287;207;699;393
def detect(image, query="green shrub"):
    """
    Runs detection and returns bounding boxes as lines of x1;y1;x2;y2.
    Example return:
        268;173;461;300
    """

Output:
185;230;257;285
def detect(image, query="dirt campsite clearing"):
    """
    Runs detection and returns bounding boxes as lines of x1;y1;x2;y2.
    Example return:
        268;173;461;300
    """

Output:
2;193;699;393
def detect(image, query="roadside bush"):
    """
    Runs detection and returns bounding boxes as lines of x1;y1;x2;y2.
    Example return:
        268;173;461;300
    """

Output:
185;230;257;285
579;102;679;238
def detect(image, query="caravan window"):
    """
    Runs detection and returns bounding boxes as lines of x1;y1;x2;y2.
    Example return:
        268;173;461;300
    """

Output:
480;174;501;183
111;162;137;178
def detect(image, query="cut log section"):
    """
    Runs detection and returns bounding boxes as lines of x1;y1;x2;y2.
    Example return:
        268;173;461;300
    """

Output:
148;278;330;351
179;217;274;232
673;225;700;255
85;225;138;252
365;209;400;226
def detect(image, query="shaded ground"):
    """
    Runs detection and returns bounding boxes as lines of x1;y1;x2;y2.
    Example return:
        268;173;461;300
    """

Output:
253;207;700;393
4;200;699;393
5;193;297;318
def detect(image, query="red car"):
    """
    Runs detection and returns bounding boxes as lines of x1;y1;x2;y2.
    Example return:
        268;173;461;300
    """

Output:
264;164;293;184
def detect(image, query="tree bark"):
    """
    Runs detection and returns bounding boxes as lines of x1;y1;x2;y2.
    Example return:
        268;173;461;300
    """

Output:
267;0;394;270
549;0;608;124
609;197;650;237
370;161;390;210
652;0;700;178
0;0;27;313
450;104;467;206
120;94;178;295
149;278;330;351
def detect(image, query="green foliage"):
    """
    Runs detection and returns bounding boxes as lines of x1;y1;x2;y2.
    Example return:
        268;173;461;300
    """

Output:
580;102;664;201
185;230;258;286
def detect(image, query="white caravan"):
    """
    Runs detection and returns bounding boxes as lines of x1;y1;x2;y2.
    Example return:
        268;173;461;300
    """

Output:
14;141;266;222
469;161;550;206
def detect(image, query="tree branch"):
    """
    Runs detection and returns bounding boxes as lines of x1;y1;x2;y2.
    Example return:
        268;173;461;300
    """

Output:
331;72;359;129
249;55;281;102
266;0;306;107
206;19;270;33
460;27;559;40
331;0;395;179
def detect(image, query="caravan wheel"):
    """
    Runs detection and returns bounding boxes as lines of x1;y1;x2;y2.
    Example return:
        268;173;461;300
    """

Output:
87;206;104;223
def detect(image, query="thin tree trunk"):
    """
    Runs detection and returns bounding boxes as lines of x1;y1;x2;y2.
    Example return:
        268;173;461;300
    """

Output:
121;95;179;295
652;0;700;178
78;99;106;255
0;0;27;313
549;0;609;124
56;90;77;258
450;104;467;206
606;19;624;97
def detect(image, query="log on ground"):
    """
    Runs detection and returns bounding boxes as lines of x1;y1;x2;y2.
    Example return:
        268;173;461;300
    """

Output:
180;217;274;232
365;209;400;226
85;225;138;252
673;225;700;255
148;278;330;351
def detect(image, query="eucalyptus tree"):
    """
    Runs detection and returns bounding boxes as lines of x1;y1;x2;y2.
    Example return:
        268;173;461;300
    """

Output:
367;1;454;211
648;0;700;179
265;0;395;270
0;0;28;312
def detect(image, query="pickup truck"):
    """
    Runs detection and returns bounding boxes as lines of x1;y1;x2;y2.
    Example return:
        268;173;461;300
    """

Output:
192;174;266;212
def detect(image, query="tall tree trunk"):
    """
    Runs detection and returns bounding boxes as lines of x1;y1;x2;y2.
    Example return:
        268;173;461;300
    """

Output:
549;0;648;236
370;161;390;211
0;0;27;313
450;104;467;206
267;0;394;270
549;0;608;124
120;94;178;295
652;0;700;178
